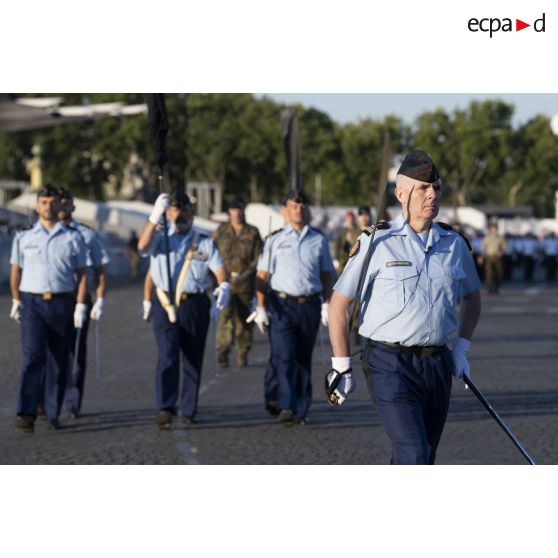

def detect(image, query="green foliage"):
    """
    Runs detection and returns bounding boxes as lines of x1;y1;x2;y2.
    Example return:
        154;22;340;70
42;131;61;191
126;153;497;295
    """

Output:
1;94;558;214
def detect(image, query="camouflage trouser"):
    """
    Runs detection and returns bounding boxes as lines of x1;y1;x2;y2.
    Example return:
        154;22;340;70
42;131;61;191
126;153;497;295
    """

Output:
485;255;502;291
216;292;253;356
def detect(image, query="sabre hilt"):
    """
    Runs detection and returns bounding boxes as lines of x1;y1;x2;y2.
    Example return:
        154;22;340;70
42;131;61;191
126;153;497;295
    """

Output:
324;367;353;406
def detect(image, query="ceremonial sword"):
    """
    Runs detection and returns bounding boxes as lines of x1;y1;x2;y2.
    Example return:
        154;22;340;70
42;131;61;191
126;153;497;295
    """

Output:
463;376;536;465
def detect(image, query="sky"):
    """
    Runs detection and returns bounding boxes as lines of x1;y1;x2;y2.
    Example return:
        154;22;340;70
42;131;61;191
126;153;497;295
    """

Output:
259;94;558;127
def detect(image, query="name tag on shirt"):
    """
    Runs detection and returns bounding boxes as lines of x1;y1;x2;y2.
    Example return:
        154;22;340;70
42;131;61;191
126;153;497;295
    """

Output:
193;252;209;261
386;261;412;267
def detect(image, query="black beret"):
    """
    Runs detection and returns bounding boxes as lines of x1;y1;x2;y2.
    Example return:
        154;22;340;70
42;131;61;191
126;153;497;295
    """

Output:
397;149;440;183
282;190;310;206
58;187;73;201
36;183;60;199
228;197;246;210
169;190;191;208
357;205;371;216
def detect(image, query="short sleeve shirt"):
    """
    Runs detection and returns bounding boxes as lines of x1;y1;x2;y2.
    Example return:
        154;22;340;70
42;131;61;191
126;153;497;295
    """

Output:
257;224;335;296
10;221;87;293
334;213;481;346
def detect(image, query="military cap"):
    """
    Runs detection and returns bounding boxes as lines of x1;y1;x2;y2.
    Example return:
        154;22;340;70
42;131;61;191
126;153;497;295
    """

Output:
282;190;310;205
36;183;60;199
169;190;191;208
397;149;440;183
58;187;73;200
357;205;371;216
228;197;246;210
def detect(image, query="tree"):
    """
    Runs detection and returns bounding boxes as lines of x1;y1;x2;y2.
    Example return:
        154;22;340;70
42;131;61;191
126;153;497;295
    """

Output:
509;115;558;217
413;100;514;206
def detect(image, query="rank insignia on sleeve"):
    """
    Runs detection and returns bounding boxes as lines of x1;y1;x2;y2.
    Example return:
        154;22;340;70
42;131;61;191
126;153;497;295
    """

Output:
349;239;360;258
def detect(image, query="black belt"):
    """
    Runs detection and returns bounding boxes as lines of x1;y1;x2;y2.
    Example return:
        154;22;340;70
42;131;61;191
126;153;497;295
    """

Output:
23;291;75;301
273;291;321;304
367;340;445;357
180;292;206;301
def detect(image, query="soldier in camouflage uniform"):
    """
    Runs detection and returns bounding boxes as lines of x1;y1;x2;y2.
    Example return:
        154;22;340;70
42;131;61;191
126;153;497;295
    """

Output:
334;206;372;343
334;211;361;273
213;198;263;367
482;223;507;294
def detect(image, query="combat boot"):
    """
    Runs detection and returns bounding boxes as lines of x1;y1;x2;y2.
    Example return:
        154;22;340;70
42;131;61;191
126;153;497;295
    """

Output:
237;351;248;367
218;351;229;368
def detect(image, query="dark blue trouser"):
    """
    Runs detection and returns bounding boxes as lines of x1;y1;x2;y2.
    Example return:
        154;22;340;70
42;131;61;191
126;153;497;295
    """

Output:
151;293;210;418
39;296;91;414
269;292;321;420
362;342;453;465
17;293;74;422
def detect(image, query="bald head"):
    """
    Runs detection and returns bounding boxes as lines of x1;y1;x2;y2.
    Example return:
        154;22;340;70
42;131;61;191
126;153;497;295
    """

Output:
395;173;442;197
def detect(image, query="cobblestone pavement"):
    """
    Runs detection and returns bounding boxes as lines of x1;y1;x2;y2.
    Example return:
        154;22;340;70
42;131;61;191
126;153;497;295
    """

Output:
1;281;557;464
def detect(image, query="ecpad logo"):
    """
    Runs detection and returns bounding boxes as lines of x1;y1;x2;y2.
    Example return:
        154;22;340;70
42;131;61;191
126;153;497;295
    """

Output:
468;13;546;37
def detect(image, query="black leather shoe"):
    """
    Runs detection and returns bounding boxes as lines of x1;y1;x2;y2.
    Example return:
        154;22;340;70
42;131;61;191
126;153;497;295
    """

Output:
156;409;173;430
278;409;294;424
67;410;79;419
265;401;280;416
15;414;35;433
183;416;198;425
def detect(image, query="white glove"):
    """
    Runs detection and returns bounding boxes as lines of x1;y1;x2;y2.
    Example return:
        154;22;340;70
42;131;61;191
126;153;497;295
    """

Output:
210;300;220;321
10;299;21;323
321;302;329;327
213;281;231;310
74;303;88;329
142;300;152;322
90;297;105;321
246;306;269;334
327;357;356;405
451;337;471;380
149;193;169;225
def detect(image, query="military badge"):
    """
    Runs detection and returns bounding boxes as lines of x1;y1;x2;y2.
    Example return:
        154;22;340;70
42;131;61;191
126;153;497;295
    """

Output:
348;239;360;258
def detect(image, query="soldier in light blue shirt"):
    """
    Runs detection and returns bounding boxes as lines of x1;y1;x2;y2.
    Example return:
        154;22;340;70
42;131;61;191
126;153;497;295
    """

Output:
56;187;110;418
9;184;88;432
249;190;335;425
327;150;482;464
138;190;229;429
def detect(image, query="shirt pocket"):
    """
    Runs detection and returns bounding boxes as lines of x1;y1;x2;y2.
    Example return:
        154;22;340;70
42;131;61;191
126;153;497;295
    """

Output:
430;264;466;305
189;258;208;283
50;243;75;269
374;265;420;309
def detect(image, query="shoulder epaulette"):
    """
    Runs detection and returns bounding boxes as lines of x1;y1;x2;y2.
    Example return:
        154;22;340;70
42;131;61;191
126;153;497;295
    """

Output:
66;224;86;241
310;226;324;235
77;222;93;230
437;221;473;252
436;222;453;232
363;220;390;236
265;228;282;240
17;224;33;232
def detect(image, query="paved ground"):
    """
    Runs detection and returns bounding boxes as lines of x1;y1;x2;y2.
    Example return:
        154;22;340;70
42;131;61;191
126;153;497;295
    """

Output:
1;280;557;464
